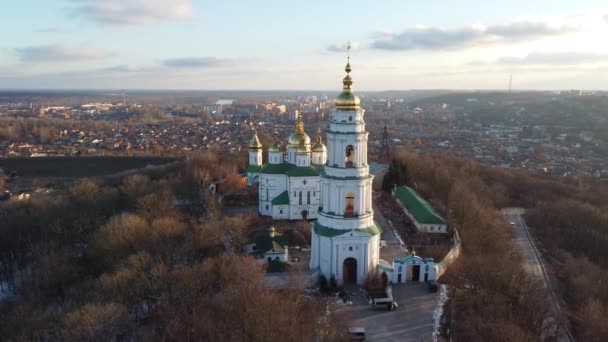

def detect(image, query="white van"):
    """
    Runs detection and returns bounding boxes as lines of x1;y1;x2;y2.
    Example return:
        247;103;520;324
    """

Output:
348;327;366;340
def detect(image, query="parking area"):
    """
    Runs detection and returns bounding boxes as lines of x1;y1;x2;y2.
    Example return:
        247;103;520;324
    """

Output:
339;282;438;342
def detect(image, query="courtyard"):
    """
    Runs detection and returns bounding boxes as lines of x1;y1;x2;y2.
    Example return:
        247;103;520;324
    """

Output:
339;282;439;342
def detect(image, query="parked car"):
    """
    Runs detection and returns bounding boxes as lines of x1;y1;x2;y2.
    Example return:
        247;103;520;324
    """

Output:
348;327;366;341
427;280;438;292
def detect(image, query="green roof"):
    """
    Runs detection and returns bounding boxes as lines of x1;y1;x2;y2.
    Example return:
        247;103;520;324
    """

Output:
260;162;294;174
393;186;446;225
272;191;289;205
313;221;382;238
247;165;262;173
286;166;320;177
252;231;288;255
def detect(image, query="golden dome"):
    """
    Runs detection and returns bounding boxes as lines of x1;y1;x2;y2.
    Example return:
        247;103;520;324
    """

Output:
268;129;282;152
288;113;311;146
312;127;326;152
288;132;311;146
335;54;361;111
249;131;263;150
296;143;309;155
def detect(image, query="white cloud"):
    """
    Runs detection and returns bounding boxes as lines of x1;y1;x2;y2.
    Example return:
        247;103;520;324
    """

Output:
497;52;608;65
14;44;114;62
68;0;196;26
162;57;233;68
372;20;578;51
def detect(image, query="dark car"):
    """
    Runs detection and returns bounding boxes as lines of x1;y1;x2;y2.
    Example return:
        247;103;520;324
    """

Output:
427;280;438;292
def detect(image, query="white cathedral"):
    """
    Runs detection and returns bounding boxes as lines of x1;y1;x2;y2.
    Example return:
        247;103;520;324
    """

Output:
247;118;327;220
247;54;381;284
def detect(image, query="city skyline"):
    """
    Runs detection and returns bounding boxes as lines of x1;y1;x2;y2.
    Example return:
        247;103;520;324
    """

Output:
1;0;608;90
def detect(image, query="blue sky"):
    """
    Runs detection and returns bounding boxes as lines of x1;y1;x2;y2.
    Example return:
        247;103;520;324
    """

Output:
1;0;607;90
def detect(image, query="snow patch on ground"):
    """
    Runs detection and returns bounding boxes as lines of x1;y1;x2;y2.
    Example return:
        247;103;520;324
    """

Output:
432;284;448;342
0;281;16;301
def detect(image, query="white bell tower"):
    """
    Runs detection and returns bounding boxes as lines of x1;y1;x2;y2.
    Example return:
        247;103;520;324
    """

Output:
310;44;380;285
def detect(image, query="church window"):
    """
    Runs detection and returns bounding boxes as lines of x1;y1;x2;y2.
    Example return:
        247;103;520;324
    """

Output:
294;191;296;197
307;191;311;204
398;266;403;272
313;191;316;197
299;191;302;205
303;179;307;185
252;246;257;251
265;205;269;210
345;192;355;216
430;226;434;231
280;209;283;214
266;188;269;200
348;246;353;251
348;115;353;122
275;257;279;260
345;145;355;168
425;265;429;271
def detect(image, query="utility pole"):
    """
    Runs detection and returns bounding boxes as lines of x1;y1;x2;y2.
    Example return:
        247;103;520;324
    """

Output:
379;121;390;162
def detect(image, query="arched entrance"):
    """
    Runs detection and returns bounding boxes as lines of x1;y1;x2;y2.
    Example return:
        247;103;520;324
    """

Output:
343;258;357;284
301;210;309;220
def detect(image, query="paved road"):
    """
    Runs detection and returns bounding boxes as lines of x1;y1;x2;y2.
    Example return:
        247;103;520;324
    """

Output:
505;209;545;283
341;283;437;342
504;208;574;342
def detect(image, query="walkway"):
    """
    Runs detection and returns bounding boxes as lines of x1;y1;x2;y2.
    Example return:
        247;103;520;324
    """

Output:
504;208;575;342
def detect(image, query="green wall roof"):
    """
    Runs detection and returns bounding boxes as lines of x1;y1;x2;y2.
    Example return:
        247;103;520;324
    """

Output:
394;186;446;225
271;191;289;205
286;166;320;177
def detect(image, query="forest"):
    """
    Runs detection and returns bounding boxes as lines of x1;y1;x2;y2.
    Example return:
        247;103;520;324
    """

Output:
0;152;345;341
384;149;608;341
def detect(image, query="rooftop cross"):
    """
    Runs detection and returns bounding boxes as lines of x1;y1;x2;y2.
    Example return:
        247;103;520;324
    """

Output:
347;41;351;63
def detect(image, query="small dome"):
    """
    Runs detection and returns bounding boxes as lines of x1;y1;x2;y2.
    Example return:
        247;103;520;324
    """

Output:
312;142;327;152
312;127;326;152
249;132;262;150
268;142;282;152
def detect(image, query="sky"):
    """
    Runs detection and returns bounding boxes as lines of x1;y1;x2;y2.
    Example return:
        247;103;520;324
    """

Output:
1;0;607;90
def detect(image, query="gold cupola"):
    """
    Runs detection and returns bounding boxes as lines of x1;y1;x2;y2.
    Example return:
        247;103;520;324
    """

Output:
268;129;282;152
288;113;311;147
249;130;263;150
312;127;327;152
335;43;361;111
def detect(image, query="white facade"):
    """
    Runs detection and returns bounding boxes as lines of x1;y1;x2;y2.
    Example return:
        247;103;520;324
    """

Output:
309;59;381;285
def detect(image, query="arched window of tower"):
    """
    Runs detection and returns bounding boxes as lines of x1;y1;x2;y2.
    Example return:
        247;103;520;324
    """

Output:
345;145;355;168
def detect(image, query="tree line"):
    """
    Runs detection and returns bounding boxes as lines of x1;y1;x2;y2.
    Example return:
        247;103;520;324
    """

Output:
0;152;345;341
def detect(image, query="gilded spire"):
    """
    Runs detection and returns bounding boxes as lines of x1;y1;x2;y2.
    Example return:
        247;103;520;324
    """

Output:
249;129;263;150
295;112;304;134
316;127;322;144
336;41;360;110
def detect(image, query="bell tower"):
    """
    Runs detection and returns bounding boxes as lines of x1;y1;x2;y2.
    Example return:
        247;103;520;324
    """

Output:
310;43;380;285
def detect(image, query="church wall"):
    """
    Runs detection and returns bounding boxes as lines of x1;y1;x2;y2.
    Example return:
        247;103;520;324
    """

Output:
259;173;288;217
272;205;289;219
288;176;320;220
